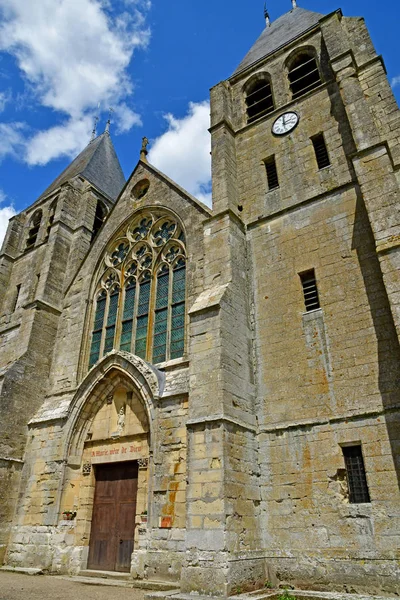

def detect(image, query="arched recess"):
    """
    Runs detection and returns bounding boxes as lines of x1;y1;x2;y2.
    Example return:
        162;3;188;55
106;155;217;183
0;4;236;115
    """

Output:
243;71;274;123
65;350;164;463
285;45;322;99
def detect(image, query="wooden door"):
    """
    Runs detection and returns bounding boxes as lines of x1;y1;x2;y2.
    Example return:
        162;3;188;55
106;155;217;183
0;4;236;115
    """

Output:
88;461;138;572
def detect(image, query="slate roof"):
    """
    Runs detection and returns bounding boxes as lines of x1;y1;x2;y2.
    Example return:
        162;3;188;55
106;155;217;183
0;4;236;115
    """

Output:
39;133;126;202
232;6;325;76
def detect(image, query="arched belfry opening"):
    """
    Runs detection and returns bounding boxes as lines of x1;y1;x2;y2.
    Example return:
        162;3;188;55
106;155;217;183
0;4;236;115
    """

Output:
61;353;162;573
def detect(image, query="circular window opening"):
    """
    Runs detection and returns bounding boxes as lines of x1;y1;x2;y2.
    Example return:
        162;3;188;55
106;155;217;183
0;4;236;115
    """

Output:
132;179;150;200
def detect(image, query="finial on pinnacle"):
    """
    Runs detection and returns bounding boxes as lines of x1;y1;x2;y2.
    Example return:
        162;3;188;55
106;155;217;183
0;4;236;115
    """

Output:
292;0;297;8
140;136;149;162
105;107;114;134
91;103;100;142
264;3;271;27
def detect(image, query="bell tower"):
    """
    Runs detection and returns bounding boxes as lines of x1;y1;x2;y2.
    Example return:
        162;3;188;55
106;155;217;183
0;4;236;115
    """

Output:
184;2;400;594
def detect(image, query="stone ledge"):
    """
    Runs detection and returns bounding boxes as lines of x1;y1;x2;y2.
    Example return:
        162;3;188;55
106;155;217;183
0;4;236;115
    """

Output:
1;566;43;576
187;414;257;432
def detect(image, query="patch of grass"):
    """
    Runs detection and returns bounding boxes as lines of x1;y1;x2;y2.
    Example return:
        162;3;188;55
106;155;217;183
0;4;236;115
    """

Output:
278;590;296;600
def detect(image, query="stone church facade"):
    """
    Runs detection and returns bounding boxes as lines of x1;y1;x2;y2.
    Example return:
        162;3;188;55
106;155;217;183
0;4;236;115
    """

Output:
0;5;399;596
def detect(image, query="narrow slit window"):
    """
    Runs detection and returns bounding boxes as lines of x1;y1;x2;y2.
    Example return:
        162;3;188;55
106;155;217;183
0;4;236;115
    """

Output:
265;156;279;190
12;284;21;313
289;55;322;99
312;134;330;169
342;445;371;504
246;79;274;124
300;269;320;311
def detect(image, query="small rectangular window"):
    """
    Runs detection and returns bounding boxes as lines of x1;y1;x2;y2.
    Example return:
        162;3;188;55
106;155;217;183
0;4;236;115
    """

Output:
265;156;279;190
312;134;330;169
342;445;371;504
300;269;320;312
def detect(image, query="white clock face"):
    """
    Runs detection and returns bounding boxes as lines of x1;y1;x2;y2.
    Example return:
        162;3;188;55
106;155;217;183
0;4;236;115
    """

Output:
272;112;299;135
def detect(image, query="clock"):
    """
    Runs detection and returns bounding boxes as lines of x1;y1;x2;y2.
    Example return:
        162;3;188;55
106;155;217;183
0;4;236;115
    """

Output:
272;112;299;135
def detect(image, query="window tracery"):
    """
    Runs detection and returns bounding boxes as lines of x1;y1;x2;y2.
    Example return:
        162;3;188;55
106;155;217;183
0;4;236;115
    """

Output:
89;210;186;368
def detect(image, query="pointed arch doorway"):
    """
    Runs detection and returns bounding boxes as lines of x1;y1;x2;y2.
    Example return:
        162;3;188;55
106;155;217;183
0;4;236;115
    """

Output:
62;352;161;574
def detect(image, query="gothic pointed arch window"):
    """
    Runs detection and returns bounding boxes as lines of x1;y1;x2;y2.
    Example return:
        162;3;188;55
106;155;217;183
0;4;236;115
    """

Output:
91;200;108;242
88;210;186;368
26;209;43;249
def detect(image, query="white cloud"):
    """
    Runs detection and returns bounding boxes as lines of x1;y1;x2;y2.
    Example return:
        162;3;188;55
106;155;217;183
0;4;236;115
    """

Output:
26;116;93;166
0;0;150;164
0;90;11;112
0;204;16;248
0;121;25;161
392;76;400;89
114;103;142;134
148;101;212;207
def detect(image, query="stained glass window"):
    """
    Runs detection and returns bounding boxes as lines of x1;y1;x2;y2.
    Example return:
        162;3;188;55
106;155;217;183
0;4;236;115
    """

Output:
89;291;107;367
171;260;186;359
120;280;136;352
135;276;151;359
104;287;120;353
88;211;186;368
153;267;169;363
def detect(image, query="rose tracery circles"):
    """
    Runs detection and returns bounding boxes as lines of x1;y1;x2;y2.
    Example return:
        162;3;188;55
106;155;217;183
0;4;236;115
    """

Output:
104;271;118;290
152;220;176;247
131;217;153;242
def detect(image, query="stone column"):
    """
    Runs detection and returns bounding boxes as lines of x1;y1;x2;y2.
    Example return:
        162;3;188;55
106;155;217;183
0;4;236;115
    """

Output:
182;207;264;595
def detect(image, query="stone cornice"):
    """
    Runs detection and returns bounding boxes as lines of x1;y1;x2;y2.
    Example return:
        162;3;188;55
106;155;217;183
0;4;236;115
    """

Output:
259;403;400;435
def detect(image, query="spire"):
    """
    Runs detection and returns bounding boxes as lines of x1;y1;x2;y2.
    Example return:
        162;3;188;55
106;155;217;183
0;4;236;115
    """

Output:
264;3;271;27
233;6;324;76
39;133;126;202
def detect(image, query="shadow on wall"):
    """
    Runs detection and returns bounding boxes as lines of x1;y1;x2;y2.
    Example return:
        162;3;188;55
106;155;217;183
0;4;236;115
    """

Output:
352;191;400;492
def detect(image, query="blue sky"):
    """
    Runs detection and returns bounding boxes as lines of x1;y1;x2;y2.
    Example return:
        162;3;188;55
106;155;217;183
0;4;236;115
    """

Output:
0;0;399;243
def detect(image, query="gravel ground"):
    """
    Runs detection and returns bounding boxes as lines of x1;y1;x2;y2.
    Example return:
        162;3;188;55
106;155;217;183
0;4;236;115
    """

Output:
0;572;147;600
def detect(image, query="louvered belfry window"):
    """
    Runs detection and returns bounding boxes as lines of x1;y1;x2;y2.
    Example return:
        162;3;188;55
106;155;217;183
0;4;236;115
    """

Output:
300;269;320;312
88;211;186;368
289;54;322;99
26;210;43;249
312;134;330;169
265;156;279;190
246;79;274;124
342;446;371;504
